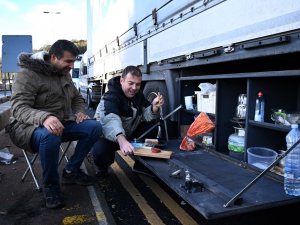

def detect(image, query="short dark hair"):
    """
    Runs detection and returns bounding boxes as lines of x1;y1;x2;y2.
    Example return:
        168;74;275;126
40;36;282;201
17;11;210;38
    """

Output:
122;65;142;78
49;39;79;59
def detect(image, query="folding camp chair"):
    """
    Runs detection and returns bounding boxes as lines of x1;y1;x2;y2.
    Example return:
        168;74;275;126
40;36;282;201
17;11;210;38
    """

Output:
21;141;73;191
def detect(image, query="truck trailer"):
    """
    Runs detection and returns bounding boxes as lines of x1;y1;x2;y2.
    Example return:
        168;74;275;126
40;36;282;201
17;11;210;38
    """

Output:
85;0;300;219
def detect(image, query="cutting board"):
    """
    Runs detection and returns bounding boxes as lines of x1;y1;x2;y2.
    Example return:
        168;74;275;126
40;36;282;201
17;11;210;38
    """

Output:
133;147;173;159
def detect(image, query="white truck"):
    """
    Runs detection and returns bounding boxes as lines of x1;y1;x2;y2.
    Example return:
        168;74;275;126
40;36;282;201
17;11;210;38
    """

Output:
85;0;300;219
70;54;82;90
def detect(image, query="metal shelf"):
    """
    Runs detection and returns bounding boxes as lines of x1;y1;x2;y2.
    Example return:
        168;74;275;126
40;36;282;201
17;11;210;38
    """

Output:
248;120;290;133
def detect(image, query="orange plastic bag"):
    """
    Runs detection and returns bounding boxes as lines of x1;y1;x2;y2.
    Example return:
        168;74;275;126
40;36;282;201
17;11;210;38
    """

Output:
180;112;215;151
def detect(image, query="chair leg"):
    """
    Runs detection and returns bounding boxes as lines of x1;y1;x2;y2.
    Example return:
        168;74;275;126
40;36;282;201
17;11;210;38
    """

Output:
21;149;41;191
21;151;39;181
58;141;72;165
21;142;72;191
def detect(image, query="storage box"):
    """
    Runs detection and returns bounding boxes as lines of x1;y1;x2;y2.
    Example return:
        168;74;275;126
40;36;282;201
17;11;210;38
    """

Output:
195;91;216;114
247;147;278;170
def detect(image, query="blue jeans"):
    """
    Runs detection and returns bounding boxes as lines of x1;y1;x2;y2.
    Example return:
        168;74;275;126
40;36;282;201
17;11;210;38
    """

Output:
31;120;102;187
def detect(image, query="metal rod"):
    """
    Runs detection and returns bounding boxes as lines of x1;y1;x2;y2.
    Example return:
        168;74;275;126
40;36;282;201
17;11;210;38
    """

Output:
163;117;168;142
162;105;182;121
22;150;41;191
136;121;161;141
136;105;182;141
21;151;39;181
160;103;169;142
58;141;72;165
224;138;300;208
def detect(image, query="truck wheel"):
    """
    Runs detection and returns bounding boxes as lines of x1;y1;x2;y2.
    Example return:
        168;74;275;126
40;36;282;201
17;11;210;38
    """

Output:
143;81;169;116
143;81;179;139
87;92;94;109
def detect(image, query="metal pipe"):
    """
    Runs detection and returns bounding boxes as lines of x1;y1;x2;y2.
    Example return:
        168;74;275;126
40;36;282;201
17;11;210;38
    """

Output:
136;105;182;141
224;138;300;208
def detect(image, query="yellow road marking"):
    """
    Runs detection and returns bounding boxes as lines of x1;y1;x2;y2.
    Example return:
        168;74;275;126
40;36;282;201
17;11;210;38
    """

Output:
62;214;95;225
118;151;199;225
95;211;106;221
111;158;165;225
63;204;80;211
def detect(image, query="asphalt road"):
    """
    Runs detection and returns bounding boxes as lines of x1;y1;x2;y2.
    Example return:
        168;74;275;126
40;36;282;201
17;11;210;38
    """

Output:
0;105;201;225
1;103;299;225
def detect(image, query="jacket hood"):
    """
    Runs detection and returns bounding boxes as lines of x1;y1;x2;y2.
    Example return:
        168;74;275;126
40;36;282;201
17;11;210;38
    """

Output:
107;76;122;94
18;52;62;76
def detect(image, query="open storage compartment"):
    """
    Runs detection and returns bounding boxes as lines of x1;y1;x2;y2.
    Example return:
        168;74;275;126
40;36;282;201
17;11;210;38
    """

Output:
135;69;300;219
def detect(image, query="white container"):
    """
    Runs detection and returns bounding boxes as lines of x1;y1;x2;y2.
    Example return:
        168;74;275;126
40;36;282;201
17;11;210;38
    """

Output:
184;96;193;110
195;91;216;114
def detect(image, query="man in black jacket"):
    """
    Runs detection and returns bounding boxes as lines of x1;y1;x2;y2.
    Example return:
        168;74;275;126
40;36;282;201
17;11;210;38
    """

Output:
92;65;163;177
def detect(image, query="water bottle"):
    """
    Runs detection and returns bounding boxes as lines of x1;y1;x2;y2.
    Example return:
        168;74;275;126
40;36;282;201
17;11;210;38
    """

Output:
284;123;300;196
184;170;192;193
254;91;265;122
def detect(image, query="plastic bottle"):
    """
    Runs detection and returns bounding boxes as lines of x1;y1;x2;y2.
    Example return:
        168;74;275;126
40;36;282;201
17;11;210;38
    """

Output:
184;169;192;193
228;128;245;160
254;91;265;122
284;123;300;196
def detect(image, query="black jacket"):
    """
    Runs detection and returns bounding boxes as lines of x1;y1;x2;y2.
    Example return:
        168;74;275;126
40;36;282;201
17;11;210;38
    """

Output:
95;76;159;142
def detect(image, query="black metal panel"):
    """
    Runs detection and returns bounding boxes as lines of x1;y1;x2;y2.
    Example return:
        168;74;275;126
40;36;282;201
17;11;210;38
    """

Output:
135;140;300;219
241;36;290;50
150;31;300;73
194;49;221;59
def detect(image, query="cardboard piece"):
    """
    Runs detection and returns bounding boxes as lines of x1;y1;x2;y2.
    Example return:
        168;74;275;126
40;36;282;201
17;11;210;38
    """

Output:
133;147;173;159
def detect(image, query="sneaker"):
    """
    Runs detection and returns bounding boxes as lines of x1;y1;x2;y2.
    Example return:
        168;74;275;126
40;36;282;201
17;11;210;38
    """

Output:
62;169;95;186
44;186;65;209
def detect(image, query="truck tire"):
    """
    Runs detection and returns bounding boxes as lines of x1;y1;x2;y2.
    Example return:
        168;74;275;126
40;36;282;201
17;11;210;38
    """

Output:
87;92;94;109
143;81;179;139
143;81;169;117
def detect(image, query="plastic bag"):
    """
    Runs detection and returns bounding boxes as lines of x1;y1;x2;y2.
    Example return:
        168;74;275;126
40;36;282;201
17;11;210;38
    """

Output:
198;82;216;94
0;148;14;164
180;112;215;151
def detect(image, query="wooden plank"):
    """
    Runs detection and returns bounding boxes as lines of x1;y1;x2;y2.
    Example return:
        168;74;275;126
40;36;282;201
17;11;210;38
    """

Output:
133;147;173;159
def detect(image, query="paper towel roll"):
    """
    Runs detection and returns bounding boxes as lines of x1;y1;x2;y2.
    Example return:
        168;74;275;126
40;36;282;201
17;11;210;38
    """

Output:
184;96;193;110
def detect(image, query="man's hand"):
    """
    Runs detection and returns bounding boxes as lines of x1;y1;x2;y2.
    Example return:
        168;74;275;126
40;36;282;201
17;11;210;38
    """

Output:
152;92;164;113
75;112;90;123
117;135;135;155
43;116;64;136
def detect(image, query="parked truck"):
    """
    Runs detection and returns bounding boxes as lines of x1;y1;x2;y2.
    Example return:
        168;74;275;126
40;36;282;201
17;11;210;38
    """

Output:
85;0;300;219
70;54;83;90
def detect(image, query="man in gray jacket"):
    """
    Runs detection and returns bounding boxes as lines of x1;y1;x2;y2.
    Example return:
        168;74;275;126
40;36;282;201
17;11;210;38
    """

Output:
6;40;102;209
92;65;163;177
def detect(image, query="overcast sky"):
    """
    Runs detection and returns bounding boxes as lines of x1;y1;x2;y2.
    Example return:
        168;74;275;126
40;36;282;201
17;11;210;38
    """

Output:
0;0;86;52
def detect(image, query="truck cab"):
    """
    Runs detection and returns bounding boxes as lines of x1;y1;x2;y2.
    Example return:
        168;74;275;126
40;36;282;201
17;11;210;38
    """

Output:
78;51;102;109
70;54;82;90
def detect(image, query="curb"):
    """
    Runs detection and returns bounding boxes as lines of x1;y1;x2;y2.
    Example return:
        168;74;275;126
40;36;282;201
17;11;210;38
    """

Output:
0;96;11;131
